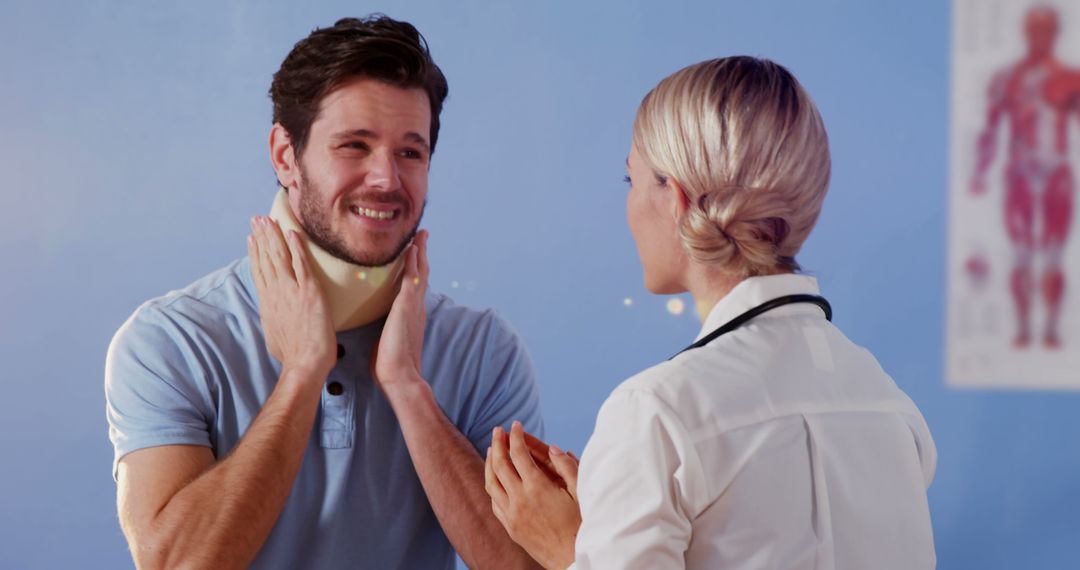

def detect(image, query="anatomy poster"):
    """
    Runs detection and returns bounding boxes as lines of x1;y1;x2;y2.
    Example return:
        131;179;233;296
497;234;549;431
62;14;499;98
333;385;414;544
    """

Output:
949;0;1080;388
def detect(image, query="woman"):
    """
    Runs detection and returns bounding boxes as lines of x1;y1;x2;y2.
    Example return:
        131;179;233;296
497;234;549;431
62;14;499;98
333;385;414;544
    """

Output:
484;57;937;569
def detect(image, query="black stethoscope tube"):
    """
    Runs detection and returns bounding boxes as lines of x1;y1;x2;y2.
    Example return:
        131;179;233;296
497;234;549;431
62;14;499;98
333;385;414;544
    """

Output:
671;294;833;359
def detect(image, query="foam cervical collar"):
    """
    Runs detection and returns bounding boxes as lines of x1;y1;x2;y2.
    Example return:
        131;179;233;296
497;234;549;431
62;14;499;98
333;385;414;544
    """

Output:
268;189;406;331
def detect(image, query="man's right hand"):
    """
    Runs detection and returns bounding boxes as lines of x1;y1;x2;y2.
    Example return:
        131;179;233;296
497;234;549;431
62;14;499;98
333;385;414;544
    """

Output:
248;216;336;379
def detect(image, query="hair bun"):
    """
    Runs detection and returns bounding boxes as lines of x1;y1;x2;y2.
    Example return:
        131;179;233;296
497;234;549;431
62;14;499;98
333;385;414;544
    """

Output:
680;187;797;275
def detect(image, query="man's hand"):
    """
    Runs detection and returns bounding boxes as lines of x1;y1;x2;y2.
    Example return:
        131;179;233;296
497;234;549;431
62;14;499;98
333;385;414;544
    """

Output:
485;421;581;570
248;216;336;380
371;229;430;389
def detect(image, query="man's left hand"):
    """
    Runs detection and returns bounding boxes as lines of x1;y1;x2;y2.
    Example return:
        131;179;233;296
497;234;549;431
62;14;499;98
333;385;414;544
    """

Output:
371;230;429;389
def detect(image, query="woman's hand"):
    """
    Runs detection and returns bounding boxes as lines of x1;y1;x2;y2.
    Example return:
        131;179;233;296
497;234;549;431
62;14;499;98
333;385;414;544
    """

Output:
248;216;336;379
371;230;430;389
485;421;581;570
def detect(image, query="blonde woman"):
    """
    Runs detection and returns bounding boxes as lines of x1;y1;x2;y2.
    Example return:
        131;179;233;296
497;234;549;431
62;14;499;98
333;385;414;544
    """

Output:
484;57;937;569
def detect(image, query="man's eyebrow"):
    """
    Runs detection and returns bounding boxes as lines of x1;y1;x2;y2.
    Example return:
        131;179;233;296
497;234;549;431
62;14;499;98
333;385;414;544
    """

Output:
331;129;378;141
404;131;431;152
331;129;429;152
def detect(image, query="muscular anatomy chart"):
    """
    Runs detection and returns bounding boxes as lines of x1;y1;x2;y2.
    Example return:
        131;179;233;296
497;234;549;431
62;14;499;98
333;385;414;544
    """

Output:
949;0;1080;389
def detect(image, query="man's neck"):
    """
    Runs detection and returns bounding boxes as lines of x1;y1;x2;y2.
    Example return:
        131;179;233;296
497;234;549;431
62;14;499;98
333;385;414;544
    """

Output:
268;189;406;331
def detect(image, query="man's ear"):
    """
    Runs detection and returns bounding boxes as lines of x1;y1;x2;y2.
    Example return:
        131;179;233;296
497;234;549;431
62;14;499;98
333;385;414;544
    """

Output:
269;124;300;190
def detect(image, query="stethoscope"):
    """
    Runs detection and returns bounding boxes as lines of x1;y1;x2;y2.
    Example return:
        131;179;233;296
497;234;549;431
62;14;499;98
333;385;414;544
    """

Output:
671;294;833;359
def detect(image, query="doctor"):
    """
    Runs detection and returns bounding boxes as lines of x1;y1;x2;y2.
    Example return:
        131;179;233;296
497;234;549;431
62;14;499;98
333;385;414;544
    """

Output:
484;56;937;569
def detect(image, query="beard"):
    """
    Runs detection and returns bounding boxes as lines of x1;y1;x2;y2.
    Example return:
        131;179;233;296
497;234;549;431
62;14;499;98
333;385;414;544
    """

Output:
295;168;423;267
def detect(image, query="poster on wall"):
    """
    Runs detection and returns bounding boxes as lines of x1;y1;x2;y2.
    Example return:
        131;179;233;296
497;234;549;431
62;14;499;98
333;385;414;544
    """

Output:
949;0;1080;389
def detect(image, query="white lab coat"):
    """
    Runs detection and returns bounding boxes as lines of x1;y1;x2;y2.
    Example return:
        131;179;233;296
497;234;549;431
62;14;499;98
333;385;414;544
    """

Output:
569;274;936;569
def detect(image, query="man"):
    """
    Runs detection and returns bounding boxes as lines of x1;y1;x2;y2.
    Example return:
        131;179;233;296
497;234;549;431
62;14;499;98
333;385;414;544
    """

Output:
105;16;543;569
970;5;1078;349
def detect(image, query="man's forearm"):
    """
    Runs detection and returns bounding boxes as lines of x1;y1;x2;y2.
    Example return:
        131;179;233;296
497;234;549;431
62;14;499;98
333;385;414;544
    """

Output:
383;378;541;570
138;367;324;570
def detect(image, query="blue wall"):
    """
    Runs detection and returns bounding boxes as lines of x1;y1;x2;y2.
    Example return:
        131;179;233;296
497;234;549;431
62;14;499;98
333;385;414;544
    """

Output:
1;1;1075;567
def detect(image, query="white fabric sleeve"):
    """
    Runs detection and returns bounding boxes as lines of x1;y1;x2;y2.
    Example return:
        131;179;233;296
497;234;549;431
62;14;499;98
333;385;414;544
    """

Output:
570;388;703;570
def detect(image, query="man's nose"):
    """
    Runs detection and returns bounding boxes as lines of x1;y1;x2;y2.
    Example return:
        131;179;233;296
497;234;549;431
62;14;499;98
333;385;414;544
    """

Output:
365;149;401;191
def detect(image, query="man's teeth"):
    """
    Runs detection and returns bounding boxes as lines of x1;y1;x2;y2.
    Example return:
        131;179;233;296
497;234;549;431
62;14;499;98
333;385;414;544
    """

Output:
351;207;396;220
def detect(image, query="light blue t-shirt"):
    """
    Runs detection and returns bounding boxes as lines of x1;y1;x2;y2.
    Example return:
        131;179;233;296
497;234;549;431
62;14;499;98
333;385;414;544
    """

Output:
105;257;544;569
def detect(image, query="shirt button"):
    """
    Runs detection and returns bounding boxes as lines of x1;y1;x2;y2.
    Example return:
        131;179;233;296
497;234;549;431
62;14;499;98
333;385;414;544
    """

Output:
327;381;344;396
337;344;345;359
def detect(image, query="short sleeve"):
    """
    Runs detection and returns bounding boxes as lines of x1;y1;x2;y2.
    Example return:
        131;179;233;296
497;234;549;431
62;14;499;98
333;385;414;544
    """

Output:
104;305;214;479
462;312;544;452
571;389;702;570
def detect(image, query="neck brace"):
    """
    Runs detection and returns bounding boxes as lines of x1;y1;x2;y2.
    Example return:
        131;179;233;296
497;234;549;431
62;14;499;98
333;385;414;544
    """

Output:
268;189;406;331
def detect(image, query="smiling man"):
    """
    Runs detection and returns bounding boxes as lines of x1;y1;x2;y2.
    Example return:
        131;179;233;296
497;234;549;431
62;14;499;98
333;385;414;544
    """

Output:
105;16;543;569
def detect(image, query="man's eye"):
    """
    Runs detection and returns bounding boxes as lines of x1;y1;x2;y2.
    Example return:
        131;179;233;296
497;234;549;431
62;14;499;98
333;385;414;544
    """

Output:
623;175;632;185
400;149;424;160
343;142;368;150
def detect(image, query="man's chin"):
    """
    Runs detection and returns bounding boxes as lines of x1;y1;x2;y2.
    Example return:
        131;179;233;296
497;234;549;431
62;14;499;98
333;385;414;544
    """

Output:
336;238;413;268
311;223;418;267
334;248;402;268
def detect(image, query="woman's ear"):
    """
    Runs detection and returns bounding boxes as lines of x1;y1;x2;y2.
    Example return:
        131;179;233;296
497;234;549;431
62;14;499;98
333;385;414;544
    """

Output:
269;124;299;190
668;177;691;221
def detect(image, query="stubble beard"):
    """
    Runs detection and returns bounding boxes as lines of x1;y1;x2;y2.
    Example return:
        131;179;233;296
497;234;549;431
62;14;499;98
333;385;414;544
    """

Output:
294;168;423;267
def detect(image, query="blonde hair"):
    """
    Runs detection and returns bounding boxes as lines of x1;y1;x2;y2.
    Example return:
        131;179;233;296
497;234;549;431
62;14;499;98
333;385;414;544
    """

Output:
633;56;831;277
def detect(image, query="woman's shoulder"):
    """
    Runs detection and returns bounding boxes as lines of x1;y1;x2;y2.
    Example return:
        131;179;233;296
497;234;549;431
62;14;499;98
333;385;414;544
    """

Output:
608;352;773;426
607;359;696;405
595;360;726;440
589;365;698;450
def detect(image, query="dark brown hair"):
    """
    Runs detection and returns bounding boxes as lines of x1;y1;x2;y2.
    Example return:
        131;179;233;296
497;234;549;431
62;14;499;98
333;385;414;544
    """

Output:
269;15;449;157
